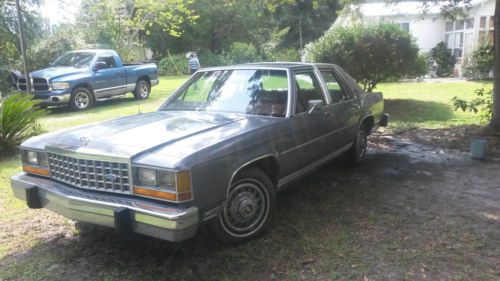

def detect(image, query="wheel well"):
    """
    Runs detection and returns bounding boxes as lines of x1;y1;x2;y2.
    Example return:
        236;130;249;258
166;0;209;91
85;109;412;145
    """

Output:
72;83;94;94
137;76;150;85
237;156;280;188
361;115;375;133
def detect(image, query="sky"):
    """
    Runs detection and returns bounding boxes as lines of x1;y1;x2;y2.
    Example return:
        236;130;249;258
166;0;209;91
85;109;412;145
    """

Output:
39;0;81;26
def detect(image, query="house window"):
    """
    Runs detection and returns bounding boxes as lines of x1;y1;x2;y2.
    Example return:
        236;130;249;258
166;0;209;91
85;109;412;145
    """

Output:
445;20;467;59
478;16;495;46
400;22;410;32
465;18;474;29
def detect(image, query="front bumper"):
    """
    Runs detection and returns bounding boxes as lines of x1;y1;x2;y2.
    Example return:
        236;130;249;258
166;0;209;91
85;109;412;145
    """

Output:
11;173;199;242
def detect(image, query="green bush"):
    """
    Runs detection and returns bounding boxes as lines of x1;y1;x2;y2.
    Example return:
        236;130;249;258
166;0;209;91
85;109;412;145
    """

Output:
158;54;187;76
452;86;492;122
265;48;301;62
430;42;456;77
306;23;420;92
225;42;261;64
198;51;226;67
463;46;494;80
0;94;46;155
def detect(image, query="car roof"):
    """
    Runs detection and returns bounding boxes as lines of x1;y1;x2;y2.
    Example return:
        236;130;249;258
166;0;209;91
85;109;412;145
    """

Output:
200;62;340;71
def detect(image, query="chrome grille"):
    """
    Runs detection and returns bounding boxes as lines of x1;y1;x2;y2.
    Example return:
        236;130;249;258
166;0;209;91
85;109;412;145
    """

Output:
17;77;50;91
48;152;131;194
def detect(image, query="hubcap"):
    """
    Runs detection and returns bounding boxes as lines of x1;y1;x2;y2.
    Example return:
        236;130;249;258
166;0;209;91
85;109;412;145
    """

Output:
221;180;269;237
357;130;367;159
139;83;149;97
74;92;89;108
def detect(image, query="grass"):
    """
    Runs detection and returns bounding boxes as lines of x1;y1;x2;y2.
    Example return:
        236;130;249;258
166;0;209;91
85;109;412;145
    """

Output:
375;80;493;130
0;77;497;280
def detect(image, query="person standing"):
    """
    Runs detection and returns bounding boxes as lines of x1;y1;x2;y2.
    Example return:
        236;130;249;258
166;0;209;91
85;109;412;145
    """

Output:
188;53;201;74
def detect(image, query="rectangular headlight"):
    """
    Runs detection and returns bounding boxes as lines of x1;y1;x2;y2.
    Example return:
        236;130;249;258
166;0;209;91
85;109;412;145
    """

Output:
22;149;49;176
26;151;38;165
158;171;176;188
137;168;157;186
51;82;70;90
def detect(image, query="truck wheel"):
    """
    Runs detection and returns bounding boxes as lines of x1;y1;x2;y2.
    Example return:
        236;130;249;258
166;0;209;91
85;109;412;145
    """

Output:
346;124;368;166
69;87;94;111
209;168;275;244
134;80;150;100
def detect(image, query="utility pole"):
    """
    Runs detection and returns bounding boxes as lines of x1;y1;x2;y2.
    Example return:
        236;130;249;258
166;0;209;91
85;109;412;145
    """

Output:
15;0;32;94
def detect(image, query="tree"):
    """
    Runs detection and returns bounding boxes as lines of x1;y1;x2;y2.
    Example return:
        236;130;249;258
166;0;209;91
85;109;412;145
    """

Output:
430;41;456;77
306;23;422;92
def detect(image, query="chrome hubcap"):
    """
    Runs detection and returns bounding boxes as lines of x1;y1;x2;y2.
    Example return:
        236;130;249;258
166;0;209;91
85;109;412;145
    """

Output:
74;92;89;108
221;180;269;236
139;83;149;97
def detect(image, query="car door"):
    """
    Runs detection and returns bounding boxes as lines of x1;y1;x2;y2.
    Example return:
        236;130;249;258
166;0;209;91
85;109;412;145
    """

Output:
92;53;126;98
279;69;339;177
320;68;361;146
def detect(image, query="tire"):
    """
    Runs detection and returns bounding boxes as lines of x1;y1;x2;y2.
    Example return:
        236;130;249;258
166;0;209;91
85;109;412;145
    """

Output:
209;167;275;244
69;87;94;111
346;124;369;166
134;79;150;100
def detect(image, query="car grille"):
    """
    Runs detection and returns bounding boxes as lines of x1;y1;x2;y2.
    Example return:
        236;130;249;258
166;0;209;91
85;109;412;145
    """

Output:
48;152;131;194
17;77;50;91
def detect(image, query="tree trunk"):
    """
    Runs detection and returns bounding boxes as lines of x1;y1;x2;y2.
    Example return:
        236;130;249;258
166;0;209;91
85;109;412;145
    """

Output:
484;0;500;134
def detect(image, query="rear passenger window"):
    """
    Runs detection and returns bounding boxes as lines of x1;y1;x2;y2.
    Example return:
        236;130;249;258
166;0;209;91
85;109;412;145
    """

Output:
321;71;350;103
294;71;325;114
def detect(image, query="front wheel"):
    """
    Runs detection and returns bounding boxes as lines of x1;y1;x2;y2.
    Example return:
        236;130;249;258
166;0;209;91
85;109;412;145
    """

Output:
134;80;150;100
69;87;94;111
208;168;275;244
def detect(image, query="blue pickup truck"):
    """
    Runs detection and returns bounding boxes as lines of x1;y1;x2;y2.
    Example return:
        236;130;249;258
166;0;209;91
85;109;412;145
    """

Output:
16;49;158;110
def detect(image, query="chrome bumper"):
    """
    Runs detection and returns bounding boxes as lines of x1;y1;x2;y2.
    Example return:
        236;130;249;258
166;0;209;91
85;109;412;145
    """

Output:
11;173;199;242
39;93;71;105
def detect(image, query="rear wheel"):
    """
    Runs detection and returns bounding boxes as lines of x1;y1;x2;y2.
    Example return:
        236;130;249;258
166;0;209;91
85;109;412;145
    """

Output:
209;168;275;244
134;80;150;100
346;124;369;166
69;87;94;111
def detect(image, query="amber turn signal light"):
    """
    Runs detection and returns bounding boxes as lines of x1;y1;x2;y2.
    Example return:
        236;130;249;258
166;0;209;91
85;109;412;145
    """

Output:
23;165;50;176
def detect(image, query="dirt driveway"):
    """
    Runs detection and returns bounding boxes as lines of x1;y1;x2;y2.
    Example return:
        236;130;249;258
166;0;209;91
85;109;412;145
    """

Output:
1;128;499;281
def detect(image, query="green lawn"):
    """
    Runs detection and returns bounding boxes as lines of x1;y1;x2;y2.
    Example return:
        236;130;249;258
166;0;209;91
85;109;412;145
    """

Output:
0;77;493;279
375;81;493;130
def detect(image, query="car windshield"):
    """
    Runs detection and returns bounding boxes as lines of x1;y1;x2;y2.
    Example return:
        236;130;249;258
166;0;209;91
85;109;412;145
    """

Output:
51;52;96;68
163;69;289;117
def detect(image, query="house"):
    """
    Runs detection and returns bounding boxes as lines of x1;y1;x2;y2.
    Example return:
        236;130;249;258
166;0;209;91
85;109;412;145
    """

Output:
334;0;495;76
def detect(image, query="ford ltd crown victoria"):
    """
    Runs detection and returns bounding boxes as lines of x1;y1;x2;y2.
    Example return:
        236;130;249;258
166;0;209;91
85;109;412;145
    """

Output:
11;63;388;243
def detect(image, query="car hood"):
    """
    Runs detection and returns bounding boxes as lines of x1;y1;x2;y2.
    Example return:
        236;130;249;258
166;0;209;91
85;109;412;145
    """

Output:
23;111;247;159
30;67;88;80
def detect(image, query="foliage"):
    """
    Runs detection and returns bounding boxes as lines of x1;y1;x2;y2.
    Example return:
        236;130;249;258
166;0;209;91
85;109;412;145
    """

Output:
452;86;493;122
463;46;494;80
264;48;301;62
430;42;456;77
0;94;46;154
409;54;429;78
225;42;261;64
158;54;187;76
306;23;420;92
27;30;78;70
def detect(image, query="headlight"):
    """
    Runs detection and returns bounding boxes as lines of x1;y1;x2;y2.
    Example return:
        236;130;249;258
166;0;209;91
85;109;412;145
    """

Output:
51;82;70;90
133;167;192;202
137;168;157;186
22;149;49;176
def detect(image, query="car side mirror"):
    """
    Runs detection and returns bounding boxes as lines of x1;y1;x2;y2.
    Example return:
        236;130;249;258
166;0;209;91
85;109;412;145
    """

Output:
308;99;324;114
93;61;107;71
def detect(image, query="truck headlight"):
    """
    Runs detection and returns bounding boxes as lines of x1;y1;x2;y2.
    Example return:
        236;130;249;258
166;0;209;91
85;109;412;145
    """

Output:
133;167;192;202
21;149;49;176
51;82;70;90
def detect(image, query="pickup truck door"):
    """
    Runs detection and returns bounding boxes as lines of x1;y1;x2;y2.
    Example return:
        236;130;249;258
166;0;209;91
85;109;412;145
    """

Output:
319;68;360;147
279;69;342;178
92;53;126;98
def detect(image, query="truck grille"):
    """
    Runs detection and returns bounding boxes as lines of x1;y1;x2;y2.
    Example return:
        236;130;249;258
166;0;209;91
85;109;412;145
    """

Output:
48;152;131;194
17;78;50;91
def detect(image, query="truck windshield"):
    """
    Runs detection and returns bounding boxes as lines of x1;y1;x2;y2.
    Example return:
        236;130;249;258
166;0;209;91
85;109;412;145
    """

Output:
163;69;289;117
52;52;96;68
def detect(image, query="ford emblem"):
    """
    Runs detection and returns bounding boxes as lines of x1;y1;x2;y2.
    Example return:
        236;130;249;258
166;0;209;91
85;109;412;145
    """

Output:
105;174;118;181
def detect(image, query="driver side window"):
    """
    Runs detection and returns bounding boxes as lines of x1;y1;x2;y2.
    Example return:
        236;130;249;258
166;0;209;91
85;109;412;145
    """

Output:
96;54;117;69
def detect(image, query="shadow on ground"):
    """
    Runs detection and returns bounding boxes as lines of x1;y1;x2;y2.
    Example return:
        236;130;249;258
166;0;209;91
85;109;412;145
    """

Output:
1;132;499;281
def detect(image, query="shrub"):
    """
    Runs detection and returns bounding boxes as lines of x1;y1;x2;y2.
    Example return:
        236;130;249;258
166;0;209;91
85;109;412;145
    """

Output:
463;46;494;80
452;86;492;122
430;42;456;77
158;54;187;76
225;42;261;64
306;23;420;92
0;94;46;155
265;48;301;62
198;51;226;67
